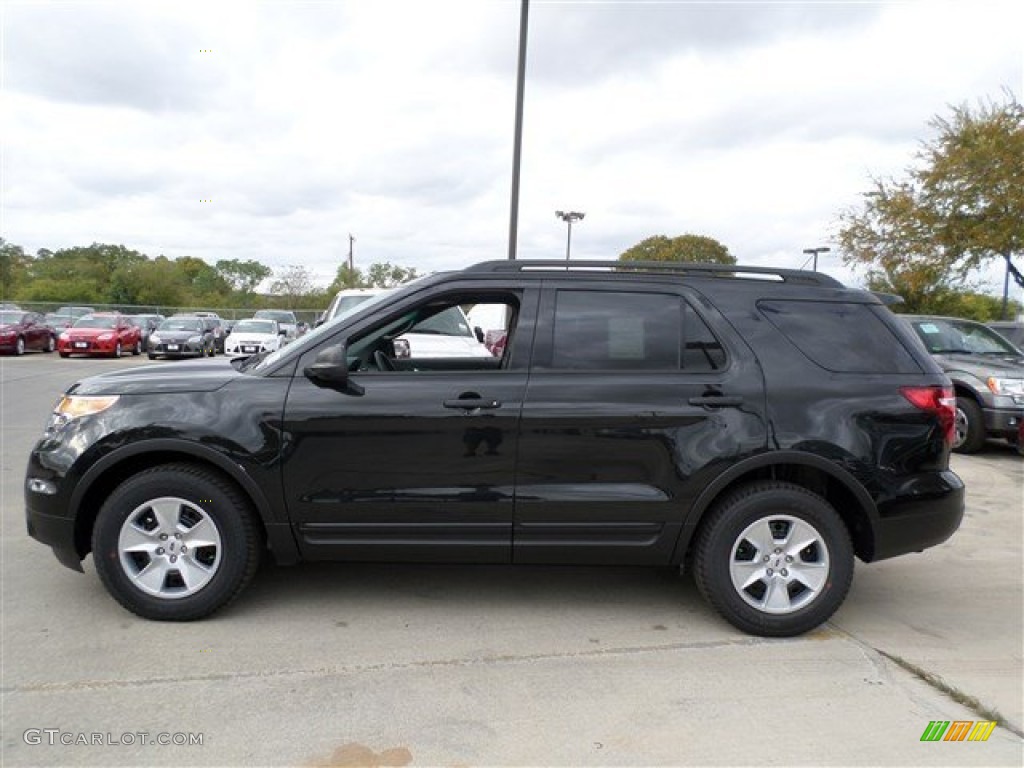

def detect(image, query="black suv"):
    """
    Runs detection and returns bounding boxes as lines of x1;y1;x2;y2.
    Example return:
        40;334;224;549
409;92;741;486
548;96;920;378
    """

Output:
25;261;964;636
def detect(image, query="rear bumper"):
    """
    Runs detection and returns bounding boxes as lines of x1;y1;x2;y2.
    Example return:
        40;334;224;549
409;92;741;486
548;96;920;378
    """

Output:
871;470;965;561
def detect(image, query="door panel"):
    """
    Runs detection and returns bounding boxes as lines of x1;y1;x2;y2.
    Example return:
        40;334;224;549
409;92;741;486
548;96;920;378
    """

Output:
282;371;525;562
514;283;767;565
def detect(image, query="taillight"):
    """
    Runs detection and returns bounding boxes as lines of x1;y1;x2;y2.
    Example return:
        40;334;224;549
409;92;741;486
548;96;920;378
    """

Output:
901;386;956;446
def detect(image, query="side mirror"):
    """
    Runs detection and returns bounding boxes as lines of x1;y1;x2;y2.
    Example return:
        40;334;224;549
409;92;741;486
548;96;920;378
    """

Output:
304;343;362;394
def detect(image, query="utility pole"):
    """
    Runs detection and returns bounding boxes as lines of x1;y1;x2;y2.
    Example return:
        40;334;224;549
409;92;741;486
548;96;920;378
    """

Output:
507;0;529;260
348;234;355;276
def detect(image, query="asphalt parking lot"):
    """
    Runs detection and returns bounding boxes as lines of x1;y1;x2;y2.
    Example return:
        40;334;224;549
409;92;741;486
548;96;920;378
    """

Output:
1;352;1021;766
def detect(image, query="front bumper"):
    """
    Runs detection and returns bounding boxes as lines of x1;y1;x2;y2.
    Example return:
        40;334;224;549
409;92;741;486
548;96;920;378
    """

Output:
58;339;118;355
149;341;205;357
983;405;1023;440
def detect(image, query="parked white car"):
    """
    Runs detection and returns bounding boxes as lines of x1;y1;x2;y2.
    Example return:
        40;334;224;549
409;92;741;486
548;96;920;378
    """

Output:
224;318;284;356
322;288;491;359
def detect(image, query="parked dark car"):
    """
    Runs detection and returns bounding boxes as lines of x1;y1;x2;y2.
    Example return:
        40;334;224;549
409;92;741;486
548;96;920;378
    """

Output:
126;314;166;351
0;310;56;355
56;313;142;358
183;312;225;354
148;316;215;359
902;314;1024;453
45;306;96;330
26;260;963;637
987;321;1024;350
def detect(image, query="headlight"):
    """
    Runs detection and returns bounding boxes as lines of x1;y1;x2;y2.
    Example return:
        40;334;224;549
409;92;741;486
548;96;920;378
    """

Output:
149;334;162;344
188;336;202;343
97;333;114;341
987;377;1024;396
59;332;69;341
48;395;119;429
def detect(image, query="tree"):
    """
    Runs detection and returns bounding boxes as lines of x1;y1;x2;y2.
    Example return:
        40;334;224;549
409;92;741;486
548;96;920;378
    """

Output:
269;265;316;308
328;263;365;293
215;259;272;294
1;239;30;298
839;93;1024;317
364;262;420;289
619;234;735;264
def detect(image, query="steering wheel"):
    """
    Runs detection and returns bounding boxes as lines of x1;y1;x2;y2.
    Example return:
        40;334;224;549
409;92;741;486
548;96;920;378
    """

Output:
373;350;396;371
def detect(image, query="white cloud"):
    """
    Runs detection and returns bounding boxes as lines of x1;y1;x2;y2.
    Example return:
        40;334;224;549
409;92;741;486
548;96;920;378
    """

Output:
2;0;1022;301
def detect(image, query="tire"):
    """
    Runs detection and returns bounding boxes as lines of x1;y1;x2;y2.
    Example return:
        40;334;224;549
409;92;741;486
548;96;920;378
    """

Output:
91;463;261;621
59;351;69;358
953;396;986;454
44;335;56;353
132;339;142;356
113;341;122;358
208;342;216;358
148;353;158;361
15;336;25;356
693;481;854;637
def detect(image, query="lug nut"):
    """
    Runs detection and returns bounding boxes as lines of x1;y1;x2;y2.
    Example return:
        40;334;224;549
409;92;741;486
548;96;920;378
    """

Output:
766;568;773;576
785;555;793;563
156;547;164;555
160;534;167;540
781;569;789;577
170;555;177;563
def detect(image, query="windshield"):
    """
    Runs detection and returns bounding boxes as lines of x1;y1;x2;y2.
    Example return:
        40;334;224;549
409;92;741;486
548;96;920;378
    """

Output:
73;315;117;329
254;310;296;323
410;306;473;337
911;318;1020;356
233;319;276;334
160;318;202;332
0;311;24;324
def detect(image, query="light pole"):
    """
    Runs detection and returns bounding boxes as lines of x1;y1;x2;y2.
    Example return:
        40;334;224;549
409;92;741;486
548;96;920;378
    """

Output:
802;246;830;271
556;210;585;261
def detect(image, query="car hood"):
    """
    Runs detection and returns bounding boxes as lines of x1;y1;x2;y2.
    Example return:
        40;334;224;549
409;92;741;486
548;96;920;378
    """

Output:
154;330;202;341
934;352;1024;378
65;328;116;338
68;360;241;395
230;333;277;344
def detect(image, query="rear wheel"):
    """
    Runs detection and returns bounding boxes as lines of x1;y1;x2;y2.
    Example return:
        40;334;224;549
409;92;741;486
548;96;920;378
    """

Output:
953;396;986;454
132;338;142;355
44;335;56;353
92;464;261;621
693;481;853;637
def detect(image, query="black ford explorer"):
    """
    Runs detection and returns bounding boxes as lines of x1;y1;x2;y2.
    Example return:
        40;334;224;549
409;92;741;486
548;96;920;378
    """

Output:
25;260;964;636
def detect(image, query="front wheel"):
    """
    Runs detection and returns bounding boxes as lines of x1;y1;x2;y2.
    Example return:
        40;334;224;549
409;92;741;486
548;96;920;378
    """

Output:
112;341;122;358
92;464;261;621
45;335;56;353
132;339;142;355
693;481;853;637
15;336;25;356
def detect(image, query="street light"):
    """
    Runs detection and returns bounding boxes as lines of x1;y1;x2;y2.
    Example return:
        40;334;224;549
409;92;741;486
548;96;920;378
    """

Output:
556;210;585;261
802;246;830;271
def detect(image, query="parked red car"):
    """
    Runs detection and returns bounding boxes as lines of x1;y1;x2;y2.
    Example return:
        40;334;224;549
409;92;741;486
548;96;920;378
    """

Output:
0;310;57;355
57;313;142;358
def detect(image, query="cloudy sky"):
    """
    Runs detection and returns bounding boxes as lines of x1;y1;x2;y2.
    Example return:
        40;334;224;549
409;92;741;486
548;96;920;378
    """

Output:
2;0;1022;295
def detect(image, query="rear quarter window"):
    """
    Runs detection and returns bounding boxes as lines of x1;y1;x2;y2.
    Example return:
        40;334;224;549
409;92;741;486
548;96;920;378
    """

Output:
758;300;921;374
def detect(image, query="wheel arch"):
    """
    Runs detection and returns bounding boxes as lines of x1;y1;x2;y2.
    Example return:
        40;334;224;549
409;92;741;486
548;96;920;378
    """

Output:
70;440;300;565
672;452;879;566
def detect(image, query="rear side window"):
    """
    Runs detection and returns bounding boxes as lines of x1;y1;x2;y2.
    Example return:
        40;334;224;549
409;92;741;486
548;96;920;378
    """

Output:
550;290;725;371
759;300;920;374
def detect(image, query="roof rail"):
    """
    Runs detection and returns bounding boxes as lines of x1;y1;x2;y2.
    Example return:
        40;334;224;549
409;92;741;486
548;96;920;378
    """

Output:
464;260;845;287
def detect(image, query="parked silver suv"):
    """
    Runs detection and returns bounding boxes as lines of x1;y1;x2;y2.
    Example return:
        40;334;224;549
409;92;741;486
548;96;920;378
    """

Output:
902;314;1024;452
